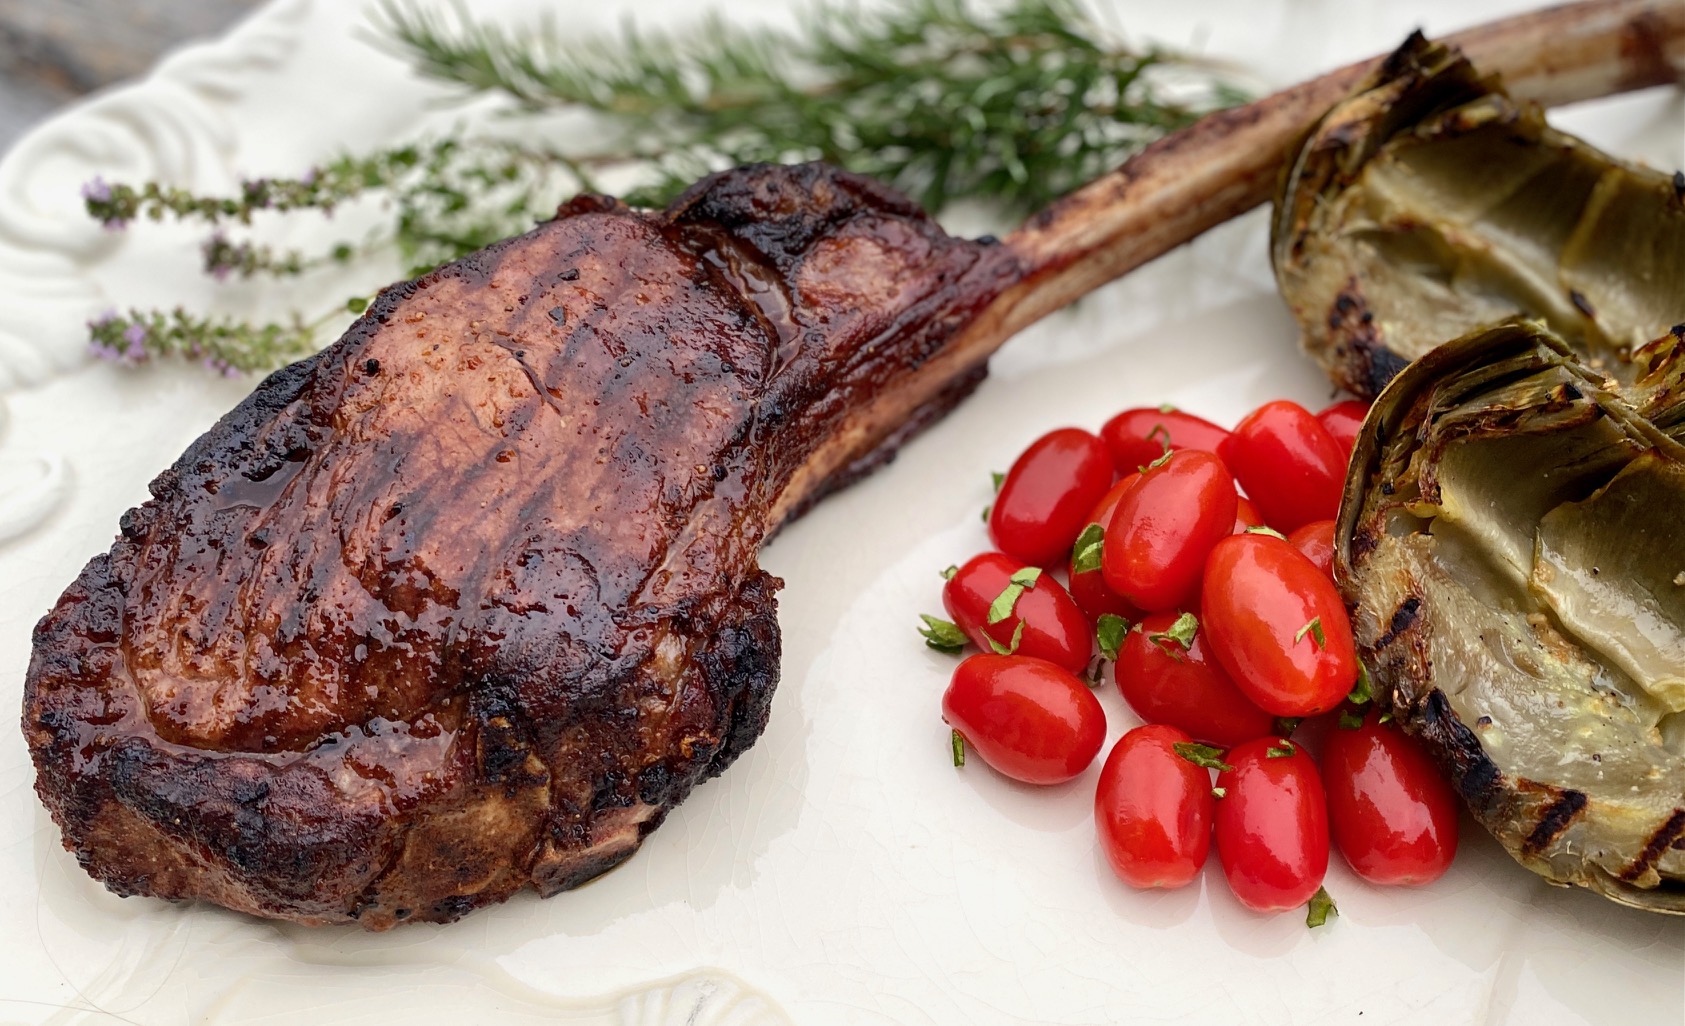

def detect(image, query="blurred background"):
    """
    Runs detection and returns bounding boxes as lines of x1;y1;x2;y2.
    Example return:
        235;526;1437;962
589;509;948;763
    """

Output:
0;0;259;151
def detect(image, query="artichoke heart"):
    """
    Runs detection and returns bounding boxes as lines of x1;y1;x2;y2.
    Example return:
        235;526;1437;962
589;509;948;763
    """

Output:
1273;33;1685;398
1338;320;1685;912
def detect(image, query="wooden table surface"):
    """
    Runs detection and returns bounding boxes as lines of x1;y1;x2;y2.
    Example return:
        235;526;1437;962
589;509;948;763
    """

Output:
0;0;262;153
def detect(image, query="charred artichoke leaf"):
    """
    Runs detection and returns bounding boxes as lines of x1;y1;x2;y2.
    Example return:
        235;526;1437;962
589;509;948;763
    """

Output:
1274;33;1685;398
1338;320;1685;911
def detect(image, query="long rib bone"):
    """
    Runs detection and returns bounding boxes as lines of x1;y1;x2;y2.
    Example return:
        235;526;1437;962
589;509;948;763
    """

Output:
773;0;1685;528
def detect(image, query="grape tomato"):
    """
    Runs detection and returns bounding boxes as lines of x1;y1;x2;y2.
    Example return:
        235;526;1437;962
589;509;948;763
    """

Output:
1095;725;1213;889
1200;533;1357;716
943;654;1107;785
1213;738;1330;913
943;553;1092;672
989;428;1114;566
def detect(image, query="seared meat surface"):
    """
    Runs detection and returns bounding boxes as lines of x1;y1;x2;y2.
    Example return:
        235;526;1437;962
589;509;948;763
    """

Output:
23;4;1684;929
23;164;1017;927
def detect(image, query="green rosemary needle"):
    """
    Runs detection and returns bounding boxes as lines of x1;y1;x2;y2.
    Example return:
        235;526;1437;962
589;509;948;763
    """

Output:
85;0;1243;374
377;0;1244;213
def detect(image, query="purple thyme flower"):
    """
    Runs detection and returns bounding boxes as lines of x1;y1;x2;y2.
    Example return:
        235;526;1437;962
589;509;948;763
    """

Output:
80;176;111;203
122;322;149;349
86;340;121;361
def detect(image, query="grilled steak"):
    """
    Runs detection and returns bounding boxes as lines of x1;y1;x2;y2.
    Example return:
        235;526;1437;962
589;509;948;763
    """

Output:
22;2;1684;928
23;166;1018;927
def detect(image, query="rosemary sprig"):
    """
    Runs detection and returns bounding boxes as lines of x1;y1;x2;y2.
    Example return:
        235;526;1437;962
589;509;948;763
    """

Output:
377;0;1243;213
85;0;1243;374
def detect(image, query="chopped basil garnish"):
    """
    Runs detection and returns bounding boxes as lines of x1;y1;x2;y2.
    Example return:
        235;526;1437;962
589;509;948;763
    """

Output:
1338;709;1366;731
985;620;1027;655
1174;741;1234;772
1147;611;1199;653
1071;522;1105;575
918;614;968;653
1347;661;1373;705
986;566;1042;624
1096;614;1129;661
1305;887;1338;928
991;470;1005;492
1266;739;1297;759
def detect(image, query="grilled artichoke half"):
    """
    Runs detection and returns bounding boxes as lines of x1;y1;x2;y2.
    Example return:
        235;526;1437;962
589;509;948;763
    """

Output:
1273;33;1685;399
1337;320;1685;912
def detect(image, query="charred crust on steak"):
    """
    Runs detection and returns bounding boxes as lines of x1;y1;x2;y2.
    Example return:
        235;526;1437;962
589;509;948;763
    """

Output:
23;162;1015;927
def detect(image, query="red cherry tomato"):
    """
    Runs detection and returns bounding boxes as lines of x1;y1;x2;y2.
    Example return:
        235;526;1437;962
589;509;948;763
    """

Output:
1100;407;1231;476
1095;725;1213;889
943;553;1091;673
1218;400;1346;534
1067;474;1143;625
1324;711;1460;885
1201;534;1357;717
1214;737;1330;912
1287;520;1337;581
989;428;1114;566
943;654;1106;784
1115;612;1276;747
1102;450;1236;613
1318;399;1370;461
1233;495;1265;534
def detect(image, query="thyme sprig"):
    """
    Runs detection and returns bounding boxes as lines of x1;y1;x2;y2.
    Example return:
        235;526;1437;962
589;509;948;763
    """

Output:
85;0;1243;374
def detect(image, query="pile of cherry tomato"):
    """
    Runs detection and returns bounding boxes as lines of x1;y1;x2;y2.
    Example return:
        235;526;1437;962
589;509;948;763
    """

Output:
924;398;1459;924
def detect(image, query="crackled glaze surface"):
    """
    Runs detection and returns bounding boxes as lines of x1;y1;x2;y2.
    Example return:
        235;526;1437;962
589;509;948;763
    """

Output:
0;0;1682;1023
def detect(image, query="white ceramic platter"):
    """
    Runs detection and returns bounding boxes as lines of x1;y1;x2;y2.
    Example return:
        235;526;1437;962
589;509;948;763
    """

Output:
1;1;1682;1023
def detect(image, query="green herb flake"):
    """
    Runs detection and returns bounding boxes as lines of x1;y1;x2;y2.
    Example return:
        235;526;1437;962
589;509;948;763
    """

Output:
985;620;1026;656
1096;614;1130;661
951;730;966;767
986;568;1041;624
1158;403;1178;415
1338;709;1366;731
918;614;968;654
1266;739;1297;759
1211;786;1227;798
1377;710;1394;725
981;504;991;523
1174;741;1234;773
940;564;959;580
991;471;1006;492
1348;662;1374;705
1305;886;1338;928
1244;525;1287;540
1071;523;1105;575
346;296;370;315
1295;617;1326;649
1272;716;1303;737
1147;611;1199;652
